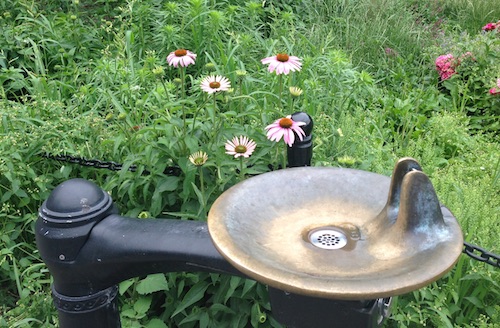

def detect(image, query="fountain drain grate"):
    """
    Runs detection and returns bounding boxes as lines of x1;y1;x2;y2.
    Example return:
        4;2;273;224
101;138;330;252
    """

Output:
309;229;347;250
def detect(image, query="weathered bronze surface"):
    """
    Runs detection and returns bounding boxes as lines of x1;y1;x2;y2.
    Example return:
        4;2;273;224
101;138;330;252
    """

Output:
207;158;463;300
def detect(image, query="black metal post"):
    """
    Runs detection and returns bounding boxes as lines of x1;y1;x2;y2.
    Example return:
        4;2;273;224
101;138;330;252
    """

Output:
287;111;313;167
268;288;391;328
35;178;241;327
52;285;120;328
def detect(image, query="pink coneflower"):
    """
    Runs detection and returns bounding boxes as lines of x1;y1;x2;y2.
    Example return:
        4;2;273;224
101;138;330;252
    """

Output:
482;22;497;32
265;115;306;147
261;53;302;75
489;78;500;96
225;136;257;158
167;49;197;68
435;54;457;80
200;75;231;94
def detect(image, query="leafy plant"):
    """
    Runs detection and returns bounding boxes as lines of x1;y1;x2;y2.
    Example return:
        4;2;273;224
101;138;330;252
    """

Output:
429;27;500;132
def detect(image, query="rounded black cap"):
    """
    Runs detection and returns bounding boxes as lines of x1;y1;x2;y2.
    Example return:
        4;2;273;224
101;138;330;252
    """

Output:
291;112;313;135
40;178;113;225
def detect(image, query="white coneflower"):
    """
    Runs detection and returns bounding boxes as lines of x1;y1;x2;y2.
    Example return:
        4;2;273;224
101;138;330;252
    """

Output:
200;75;231;94
225;136;257;158
188;151;208;166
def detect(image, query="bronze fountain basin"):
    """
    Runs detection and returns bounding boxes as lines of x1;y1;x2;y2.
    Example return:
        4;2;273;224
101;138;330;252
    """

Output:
208;158;463;300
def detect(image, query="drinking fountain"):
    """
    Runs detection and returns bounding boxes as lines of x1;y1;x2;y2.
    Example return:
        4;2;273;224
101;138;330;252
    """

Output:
35;113;464;327
208;158;463;326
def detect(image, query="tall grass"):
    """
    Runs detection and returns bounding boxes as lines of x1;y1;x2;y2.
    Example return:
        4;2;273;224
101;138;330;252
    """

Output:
298;0;434;70
437;0;500;34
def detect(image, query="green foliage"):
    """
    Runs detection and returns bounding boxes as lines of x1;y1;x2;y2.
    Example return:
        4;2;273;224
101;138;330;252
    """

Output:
0;0;499;327
429;30;500;132
118;273;275;328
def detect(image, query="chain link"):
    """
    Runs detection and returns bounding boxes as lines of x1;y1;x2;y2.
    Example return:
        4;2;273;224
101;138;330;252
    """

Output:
41;153;181;176
463;241;500;268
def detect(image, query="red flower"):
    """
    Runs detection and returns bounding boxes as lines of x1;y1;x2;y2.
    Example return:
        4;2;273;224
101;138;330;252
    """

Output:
490;79;500;96
435;54;457;80
482;23;497;32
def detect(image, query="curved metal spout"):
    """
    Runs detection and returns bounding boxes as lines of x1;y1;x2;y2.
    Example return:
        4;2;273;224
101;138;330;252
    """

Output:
384;157;422;224
366;159;462;262
395;170;445;234
364;158;421;237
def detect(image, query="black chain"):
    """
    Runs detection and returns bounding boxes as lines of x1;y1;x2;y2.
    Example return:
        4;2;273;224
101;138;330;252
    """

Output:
41;153;181;176
41;153;500;269
463;241;500;268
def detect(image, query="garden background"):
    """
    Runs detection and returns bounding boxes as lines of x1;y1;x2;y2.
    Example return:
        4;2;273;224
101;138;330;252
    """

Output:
0;0;499;327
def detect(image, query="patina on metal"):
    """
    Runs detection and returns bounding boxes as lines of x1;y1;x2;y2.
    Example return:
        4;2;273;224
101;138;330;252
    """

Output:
207;157;464;300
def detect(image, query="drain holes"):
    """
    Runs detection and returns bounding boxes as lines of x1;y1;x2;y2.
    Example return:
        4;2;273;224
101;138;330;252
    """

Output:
309;229;347;250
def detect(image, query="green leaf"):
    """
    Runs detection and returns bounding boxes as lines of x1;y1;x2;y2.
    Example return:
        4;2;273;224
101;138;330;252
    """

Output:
134;296;152;315
1;191;12;203
119;278;135;295
209;303;235;315
191;182;204;206
172;281;209;317
156;176;179;192
199;311;209;328
151;176;180;215
459;272;484;281
448;304;460;315
464;296;483;308
224;276;242;303
241;279;257;297
136;274;169;295
145;319;168;328
121;308;137;319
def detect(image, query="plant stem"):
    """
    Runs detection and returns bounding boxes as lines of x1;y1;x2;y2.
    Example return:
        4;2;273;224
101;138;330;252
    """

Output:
211;93;221;144
178;67;188;154
198;166;206;215
160;78;171;102
199;166;205;200
180;67;186;133
282;145;287;170
278;74;283;109
213;93;217;126
239;77;244;126
191;97;209;131
239;157;244;180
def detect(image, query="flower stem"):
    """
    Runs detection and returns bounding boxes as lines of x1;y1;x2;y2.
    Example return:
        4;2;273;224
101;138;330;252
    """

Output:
239;157;244;180
212;93;221;144
160;78;171;102
278;74;283;109
191;97;209;131
239;77;244;126
180;67;186;133
213;93;217;126
199;166;205;203
282;145;287;170
198;165;207;217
